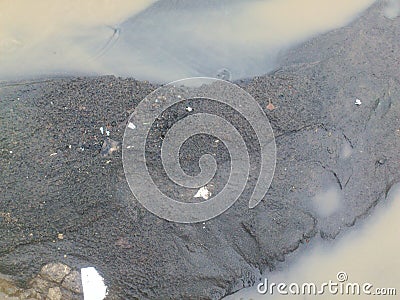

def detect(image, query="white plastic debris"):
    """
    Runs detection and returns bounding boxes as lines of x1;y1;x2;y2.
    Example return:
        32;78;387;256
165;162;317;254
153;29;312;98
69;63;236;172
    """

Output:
105;129;110;136
186;106;193;112
194;186;212;200
128;122;136;130
81;267;108;300
99;127;104;135
355;99;362;106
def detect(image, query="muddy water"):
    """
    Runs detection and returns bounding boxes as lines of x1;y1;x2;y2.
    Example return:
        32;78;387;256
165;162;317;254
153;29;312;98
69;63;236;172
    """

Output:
226;185;400;299
0;0;376;82
0;0;157;79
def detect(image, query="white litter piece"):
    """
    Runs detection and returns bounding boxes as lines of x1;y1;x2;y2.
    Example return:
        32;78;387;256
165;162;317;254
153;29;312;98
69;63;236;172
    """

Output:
50;152;57;156
185;106;193;112
81;267;108;300
128;122;136;130
355;98;362;106
194;186;212;200
99;127;104;135
105;129;110;136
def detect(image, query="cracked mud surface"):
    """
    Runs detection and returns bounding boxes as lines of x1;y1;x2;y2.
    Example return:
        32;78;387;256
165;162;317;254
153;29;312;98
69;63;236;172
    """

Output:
1;2;399;299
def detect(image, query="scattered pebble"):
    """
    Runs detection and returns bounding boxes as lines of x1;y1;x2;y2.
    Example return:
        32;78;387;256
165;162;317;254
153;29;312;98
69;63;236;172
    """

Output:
101;138;120;157
194;186;212;200
266;102;276;111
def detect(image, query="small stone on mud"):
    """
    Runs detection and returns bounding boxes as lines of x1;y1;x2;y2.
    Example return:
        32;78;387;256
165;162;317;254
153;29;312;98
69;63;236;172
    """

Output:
266;102;276;111
61;270;82;294
194;186;212;200
40;263;71;284
101;138;120;157
47;287;62;300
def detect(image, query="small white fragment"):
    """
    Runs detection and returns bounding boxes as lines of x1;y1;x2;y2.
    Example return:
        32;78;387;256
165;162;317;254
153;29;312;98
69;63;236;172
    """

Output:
80;147;85;151
9;150;12;154
68;145;72;149
194;186;212;200
355;99;362;106
50;153;57;156
186;106;193;112
100;127;104;135
177;95;182;99
128;122;136;130
105;130;110;136
81;267;108;300
126;145;134;149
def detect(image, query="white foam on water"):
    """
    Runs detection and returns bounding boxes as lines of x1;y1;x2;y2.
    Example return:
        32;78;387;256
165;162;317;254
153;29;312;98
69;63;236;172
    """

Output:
225;184;400;299
81;267;108;300
0;0;377;82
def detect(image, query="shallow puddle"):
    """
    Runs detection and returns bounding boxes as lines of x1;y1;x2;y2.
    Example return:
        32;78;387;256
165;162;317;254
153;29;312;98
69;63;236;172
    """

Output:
225;185;400;299
0;0;376;82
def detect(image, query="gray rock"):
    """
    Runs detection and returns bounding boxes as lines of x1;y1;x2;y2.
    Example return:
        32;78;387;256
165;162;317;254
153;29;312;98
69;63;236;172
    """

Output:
39;264;71;284
61;271;82;294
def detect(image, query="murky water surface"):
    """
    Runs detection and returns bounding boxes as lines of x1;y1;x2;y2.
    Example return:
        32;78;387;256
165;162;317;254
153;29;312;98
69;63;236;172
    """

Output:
0;0;377;82
226;184;400;299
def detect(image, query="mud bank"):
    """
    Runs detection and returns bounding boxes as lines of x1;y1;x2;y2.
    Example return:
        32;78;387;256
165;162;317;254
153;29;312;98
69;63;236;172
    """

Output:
1;1;399;299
